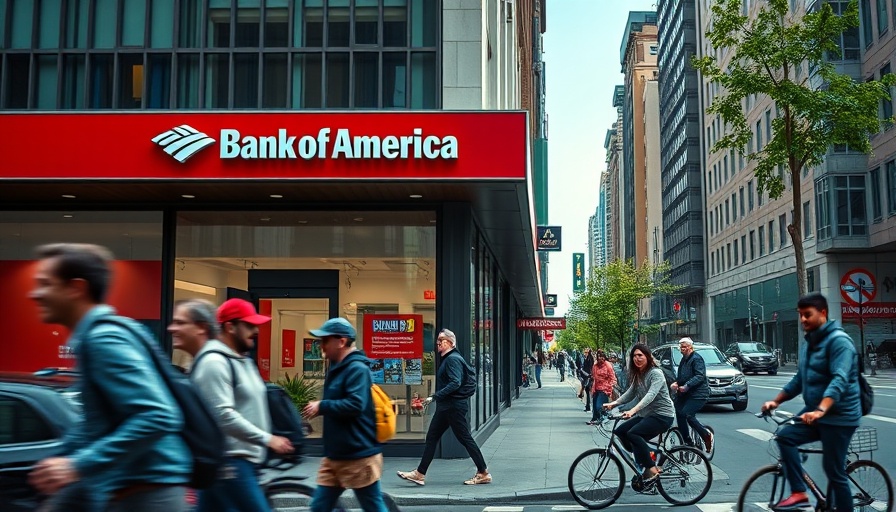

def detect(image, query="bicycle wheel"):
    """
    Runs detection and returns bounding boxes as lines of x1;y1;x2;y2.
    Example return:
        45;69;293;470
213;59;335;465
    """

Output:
737;464;786;512
265;480;347;512
663;427;685;452
847;459;893;511
568;448;625;510
656;445;712;506
690;425;715;461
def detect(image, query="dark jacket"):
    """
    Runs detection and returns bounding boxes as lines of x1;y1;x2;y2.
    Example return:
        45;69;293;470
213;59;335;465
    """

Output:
675;351;709;399
434;349;470;402
783;320;861;426
579;354;595;380
318;350;382;459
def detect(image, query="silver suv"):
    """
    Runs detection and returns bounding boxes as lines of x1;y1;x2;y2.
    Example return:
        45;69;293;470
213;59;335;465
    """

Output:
652;342;748;411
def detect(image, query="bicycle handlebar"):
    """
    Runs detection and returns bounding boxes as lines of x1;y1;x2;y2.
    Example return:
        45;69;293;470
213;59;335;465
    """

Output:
755;409;803;425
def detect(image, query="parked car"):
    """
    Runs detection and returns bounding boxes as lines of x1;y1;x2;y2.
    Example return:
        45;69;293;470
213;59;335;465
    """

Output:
0;371;79;512
652;342;749;411
724;341;779;375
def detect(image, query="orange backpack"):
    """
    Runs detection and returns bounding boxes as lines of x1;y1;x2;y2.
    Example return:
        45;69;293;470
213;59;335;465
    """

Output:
370;384;397;443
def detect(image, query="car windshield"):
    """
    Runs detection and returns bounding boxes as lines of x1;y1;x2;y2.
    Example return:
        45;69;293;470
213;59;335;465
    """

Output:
737;342;771;353
671;347;727;365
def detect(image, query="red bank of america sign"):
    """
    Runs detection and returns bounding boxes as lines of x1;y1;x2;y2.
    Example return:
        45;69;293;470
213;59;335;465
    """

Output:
0;111;527;181
517;318;567;330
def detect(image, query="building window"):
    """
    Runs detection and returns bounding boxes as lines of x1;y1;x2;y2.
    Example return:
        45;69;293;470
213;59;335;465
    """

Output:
862;0;874;47
828;2;861;59
749;230;756;260
768;220;775;252
748;180;755;211
871;167;883;221
727;243;732;269
815;178;832;239
739;187;745;217
803;200;813;239
878;0;889;36
835;175;867;235
807;266;818;292
779;213;788;246
649;44;658;55
765;109;772;143
732;193;738;221
734;239;739;265
725;199;730;226
759;225;765;256
887;160;896;214
882;64;894;129
756;119;763;151
758;185;764;207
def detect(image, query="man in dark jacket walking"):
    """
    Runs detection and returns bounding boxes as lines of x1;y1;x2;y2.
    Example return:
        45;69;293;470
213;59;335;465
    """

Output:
398;329;491;486
302;318;387;512
670;338;713;452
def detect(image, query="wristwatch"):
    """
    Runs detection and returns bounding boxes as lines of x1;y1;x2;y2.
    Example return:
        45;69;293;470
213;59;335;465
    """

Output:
816;406;827;413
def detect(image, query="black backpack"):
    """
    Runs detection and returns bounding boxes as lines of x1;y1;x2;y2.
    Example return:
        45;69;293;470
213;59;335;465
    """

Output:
193;350;305;462
455;356;478;399
90;318;226;489
824;332;874;416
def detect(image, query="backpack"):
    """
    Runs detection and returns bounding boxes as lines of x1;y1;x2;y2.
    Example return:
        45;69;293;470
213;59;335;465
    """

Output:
370;383;397;443
193;350;305;461
455;357;478;399
91;318;225;489
823;332;874;416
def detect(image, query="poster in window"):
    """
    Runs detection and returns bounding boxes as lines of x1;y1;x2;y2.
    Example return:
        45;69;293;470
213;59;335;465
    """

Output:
404;358;422;384
384;359;403;384
363;314;424;359
370;358;385;384
303;338;324;374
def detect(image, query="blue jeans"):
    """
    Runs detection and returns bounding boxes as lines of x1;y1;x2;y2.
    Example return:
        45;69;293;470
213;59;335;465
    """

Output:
776;422;857;511
198;457;270;512
311;480;387;512
534;364;542;387
591;391;610;421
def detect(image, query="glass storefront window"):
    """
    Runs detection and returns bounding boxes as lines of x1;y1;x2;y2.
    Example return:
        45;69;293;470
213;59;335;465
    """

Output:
174;210;436;440
0;211;164;372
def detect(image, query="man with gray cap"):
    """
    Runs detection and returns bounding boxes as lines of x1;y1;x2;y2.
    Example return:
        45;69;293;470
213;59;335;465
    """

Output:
670;337;713;452
302;317;387;512
397;328;491;486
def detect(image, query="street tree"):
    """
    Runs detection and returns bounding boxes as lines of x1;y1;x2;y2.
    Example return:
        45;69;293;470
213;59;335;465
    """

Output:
567;259;679;358
693;0;894;295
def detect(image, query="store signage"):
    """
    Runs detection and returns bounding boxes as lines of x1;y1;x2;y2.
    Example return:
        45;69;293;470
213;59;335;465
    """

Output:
537;226;562;251
0;112;526;180
517;317;567;330
544;294;557;307
842;302;896;319
545;307;555;316
423;290;436;300
573;253;585;292
364;314;424;359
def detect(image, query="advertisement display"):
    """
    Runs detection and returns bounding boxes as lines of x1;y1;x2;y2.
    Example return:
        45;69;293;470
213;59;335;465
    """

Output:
281;329;296;368
364;314;424;385
303;338;324;375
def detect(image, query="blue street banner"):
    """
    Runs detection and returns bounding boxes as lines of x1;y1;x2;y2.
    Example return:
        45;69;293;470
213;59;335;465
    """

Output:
536;226;562;251
573;253;585;292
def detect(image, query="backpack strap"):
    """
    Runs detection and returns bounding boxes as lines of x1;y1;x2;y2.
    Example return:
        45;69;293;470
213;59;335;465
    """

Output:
193;349;239;388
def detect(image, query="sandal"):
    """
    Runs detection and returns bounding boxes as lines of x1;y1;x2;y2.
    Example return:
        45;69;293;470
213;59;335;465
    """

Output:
463;472;492;485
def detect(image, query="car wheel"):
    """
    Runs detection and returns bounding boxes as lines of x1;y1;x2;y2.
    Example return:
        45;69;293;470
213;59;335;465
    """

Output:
733;400;748;411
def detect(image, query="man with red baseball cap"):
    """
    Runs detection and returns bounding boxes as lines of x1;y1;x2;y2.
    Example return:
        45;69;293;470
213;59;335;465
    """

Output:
191;298;294;511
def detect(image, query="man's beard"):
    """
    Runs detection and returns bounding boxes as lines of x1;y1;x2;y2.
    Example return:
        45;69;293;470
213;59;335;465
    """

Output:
235;336;255;354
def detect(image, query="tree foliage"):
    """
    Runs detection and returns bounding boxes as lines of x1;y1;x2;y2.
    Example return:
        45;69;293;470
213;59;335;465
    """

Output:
565;259;680;357
692;0;894;295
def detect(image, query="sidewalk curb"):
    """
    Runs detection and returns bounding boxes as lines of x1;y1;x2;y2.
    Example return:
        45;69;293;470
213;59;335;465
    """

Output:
387;487;572;506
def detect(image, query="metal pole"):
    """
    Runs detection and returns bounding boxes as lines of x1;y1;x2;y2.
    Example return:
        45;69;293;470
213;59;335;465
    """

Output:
858;278;866;374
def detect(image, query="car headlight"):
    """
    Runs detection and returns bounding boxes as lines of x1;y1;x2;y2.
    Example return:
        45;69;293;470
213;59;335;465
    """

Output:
733;373;746;385
741;354;754;361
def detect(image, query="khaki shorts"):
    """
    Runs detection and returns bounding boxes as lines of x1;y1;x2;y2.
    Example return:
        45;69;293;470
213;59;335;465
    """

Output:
316;453;383;490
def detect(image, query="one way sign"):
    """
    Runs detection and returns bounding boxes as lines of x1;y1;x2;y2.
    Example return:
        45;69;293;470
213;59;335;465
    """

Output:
573;253;585;292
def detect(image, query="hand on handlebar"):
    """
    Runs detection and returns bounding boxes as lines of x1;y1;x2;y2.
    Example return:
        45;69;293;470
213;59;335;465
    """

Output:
760;400;779;413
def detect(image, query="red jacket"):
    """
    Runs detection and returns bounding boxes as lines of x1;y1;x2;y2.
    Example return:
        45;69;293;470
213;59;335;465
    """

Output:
592;360;617;395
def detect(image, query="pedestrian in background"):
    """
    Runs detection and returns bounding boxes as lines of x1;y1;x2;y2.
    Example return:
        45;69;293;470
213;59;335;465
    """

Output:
535;349;545;388
760;293;860;511
578;348;595;412
557;350;567;381
28;244;190;511
191;298;294;512
587;350;616;425
398;329;491;486
168;299;219;371
603;343;675;485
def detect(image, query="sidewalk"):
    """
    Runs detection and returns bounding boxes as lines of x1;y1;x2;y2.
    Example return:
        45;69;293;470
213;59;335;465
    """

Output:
289;369;601;507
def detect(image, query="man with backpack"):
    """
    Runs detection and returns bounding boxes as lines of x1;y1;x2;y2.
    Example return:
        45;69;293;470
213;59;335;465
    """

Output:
27;244;191;511
760;293;862;511
301;317;389;512
190;298;294;511
397;328;491;486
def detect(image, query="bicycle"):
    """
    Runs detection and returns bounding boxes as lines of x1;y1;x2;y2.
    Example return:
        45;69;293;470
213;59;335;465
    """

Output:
568;412;713;509
664;423;716;461
738;410;893;511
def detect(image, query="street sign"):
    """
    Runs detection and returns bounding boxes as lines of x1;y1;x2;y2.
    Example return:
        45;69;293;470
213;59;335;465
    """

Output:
840;268;877;307
544;294;558;307
517;318;567;330
573;253;585;292
536;226;562;251
545;307;555;316
673;300;681;315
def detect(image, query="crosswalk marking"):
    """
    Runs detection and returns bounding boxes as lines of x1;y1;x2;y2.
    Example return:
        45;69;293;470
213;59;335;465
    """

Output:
866;413;896;424
697;504;736;511
483;507;525;512
738;428;774;442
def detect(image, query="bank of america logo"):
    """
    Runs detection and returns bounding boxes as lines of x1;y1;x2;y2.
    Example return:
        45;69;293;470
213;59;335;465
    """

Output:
152;125;216;163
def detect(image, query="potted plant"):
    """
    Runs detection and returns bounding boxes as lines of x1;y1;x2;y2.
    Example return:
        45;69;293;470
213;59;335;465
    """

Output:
277;372;321;434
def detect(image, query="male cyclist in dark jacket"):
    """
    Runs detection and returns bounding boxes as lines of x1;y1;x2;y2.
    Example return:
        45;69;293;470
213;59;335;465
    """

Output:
398;329;491;486
671;337;713;452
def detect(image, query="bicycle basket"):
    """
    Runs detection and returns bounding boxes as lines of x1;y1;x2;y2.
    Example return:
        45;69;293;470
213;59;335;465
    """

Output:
849;426;877;453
